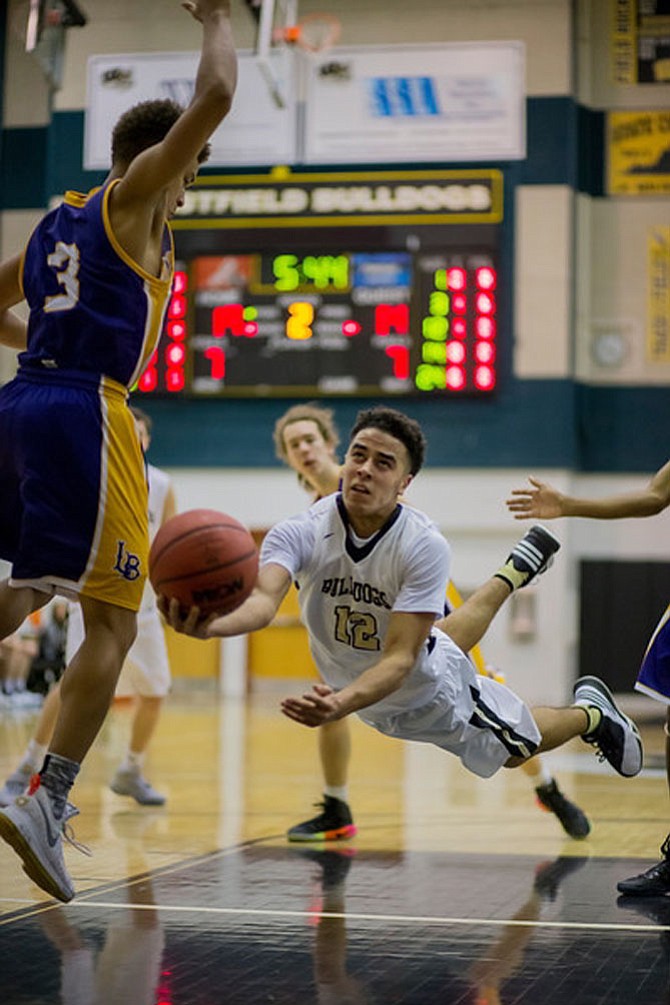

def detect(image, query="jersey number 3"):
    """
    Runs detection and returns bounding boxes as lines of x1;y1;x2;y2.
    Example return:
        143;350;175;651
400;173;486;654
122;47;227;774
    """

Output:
44;241;80;313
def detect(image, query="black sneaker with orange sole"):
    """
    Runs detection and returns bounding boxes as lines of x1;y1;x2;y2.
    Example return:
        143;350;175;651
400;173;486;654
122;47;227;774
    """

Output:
287;795;357;842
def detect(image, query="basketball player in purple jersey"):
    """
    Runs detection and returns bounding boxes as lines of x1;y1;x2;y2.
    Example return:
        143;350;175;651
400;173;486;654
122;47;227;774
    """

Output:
0;0;237;903
508;462;670;895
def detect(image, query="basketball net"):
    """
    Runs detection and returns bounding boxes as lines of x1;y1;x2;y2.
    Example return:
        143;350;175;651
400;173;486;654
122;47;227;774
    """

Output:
273;12;341;54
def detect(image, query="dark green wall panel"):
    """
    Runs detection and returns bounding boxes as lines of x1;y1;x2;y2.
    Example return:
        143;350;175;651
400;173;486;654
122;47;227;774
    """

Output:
0;98;605;209
135;379;579;470
1;91;665;473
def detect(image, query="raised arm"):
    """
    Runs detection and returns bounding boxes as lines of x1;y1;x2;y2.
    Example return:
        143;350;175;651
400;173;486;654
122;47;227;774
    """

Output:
507;464;670;521
280;610;436;727
115;1;237;204
0;254;27;349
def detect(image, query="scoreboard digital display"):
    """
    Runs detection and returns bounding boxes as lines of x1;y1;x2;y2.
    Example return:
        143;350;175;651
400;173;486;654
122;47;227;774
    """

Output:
135;168;503;398
137;248;499;398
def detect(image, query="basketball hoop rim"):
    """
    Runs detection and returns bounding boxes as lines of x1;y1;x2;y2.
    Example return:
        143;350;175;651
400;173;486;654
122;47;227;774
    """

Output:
292;12;341;54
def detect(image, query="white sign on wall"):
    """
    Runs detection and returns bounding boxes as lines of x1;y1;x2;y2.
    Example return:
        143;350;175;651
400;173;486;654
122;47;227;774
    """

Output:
84;50;297;170
302;42;526;165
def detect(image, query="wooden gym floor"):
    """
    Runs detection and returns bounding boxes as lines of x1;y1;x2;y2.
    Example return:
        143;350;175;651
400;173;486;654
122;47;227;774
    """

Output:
0;690;668;1004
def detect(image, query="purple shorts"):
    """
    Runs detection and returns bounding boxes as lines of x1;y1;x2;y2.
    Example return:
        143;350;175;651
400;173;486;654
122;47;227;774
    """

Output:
0;368;148;610
636;605;670;704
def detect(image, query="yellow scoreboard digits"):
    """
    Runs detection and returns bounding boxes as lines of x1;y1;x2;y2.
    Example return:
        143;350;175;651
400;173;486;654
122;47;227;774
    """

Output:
286;301;314;340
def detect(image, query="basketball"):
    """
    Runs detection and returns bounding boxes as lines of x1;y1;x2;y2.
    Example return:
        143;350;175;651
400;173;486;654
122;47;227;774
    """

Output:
149;509;258;618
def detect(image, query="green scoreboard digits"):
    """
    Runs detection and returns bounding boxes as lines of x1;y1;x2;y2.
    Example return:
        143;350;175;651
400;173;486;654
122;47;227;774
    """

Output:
136;169;503;398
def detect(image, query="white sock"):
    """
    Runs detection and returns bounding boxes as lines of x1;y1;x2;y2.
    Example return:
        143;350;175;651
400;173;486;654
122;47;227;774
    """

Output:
533;763;553;788
24;739;48;772
120;749;144;772
324;785;348;803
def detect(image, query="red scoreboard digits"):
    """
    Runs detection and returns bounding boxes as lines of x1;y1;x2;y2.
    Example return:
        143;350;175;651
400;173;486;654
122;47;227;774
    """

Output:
415;259;498;393
136;248;499;398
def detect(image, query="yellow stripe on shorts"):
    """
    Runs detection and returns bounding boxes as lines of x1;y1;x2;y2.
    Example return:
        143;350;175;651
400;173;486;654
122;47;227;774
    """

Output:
79;378;148;612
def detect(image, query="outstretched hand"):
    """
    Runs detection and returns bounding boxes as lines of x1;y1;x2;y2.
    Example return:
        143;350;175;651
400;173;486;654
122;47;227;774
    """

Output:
157;595;216;639
281;683;343;727
506;476;563;520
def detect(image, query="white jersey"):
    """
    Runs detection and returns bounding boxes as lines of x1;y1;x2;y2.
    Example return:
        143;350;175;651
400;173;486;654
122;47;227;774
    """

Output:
66;463;173;697
141;463;172;613
261;493;451;721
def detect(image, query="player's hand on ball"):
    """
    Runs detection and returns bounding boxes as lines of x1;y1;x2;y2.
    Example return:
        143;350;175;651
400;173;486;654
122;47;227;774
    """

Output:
281;683;342;727
158;595;212;639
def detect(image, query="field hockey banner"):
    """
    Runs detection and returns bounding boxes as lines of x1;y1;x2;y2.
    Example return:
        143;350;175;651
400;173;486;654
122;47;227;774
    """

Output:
608;110;670;195
84;50;298;170
302;42;526;165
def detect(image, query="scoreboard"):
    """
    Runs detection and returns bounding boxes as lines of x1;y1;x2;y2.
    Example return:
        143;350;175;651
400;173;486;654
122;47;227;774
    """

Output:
135;169;503;398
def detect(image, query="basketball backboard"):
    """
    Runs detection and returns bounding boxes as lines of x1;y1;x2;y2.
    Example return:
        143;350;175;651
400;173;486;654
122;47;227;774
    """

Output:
244;0;298;108
245;0;342;107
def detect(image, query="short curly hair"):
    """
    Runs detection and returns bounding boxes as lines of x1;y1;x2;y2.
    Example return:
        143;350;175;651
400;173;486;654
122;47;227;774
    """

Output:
111;98;211;169
273;403;340;462
350;407;426;476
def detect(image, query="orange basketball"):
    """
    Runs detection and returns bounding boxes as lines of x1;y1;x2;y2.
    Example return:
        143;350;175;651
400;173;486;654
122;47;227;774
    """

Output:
149;509;258;617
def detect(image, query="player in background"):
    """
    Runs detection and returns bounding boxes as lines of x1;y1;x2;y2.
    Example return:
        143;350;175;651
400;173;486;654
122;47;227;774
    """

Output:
0;611;42;706
507;463;670;893
0;0;237;902
0;408;176;808
274;403;590;841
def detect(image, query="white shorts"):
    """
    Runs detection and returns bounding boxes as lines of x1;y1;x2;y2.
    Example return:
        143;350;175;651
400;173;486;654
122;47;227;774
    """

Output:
66;603;171;698
362;633;541;778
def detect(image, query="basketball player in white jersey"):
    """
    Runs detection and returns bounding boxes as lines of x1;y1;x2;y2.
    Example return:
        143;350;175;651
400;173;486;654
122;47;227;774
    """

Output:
0;408;176;807
164;407;643;793
274;403;590;840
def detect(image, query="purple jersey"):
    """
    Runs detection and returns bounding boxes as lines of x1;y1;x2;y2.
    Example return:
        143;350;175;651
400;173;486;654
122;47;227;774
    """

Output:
19;180;173;387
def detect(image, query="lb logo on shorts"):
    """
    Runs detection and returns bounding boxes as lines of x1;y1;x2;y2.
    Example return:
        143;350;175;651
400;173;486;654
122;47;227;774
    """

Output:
113;541;142;581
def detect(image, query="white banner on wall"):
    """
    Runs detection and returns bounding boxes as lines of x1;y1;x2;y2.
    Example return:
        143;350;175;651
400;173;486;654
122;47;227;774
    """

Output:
84;50;297;170
303;42;526;165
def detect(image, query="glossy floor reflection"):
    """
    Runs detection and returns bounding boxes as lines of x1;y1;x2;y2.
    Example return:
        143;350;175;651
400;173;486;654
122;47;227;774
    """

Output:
0;693;669;1004
2;846;670;1004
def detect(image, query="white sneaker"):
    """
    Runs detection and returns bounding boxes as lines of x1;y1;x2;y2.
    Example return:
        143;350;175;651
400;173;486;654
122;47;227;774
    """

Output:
0;763;33;807
110;766;166;806
573;675;643;778
0;784;80;902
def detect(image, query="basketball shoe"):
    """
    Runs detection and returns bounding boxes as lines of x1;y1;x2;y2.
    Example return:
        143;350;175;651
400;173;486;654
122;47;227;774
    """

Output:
617;891;670;922
617;835;670;896
0;762;33;807
287;795;357;842
573;675;643;777
494;525;561;592
297;847;356;890
533;855;588;901
0;781;82;902
110;765;166;806
534;779;591;839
